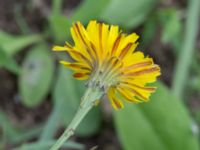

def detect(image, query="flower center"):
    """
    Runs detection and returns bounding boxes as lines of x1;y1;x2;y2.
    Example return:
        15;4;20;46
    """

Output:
87;56;123;92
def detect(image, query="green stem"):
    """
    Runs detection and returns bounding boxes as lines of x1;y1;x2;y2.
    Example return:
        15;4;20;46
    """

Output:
49;87;103;150
172;0;200;99
52;0;63;16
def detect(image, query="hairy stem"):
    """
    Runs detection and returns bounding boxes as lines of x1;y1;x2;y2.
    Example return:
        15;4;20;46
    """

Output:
49;87;103;150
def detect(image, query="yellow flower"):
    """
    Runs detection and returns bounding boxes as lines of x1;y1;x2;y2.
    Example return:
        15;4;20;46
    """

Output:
53;20;161;110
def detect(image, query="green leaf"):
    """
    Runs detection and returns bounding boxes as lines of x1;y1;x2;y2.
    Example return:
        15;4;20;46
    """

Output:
193;109;200;127
101;0;158;29
49;0;110;42
158;8;182;45
190;76;200;92
51;0;63;17
0;49;20;74
49;15;71;43
0;31;41;55
53;66;102;137
39;108;60;141
48;0;69;42
71;0;110;23
19;44;54;107
141;14;158;46
15;140;84;150
0;111;19;140
0;111;43;144
114;82;199;150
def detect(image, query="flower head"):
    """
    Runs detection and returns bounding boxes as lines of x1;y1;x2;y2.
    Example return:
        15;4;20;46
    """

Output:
53;20;161;109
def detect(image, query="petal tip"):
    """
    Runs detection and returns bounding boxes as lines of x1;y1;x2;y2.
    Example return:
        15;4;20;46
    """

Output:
52;46;67;51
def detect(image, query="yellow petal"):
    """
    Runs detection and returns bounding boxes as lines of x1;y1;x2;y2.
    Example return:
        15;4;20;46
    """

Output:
123;51;145;66
60;61;91;72
119;84;150;101
120;33;139;50
108;88;124;110
117;87;141;103
86;20;99;51
73;72;89;80
107;25;119;54
52;21;161;108
70;23;90;59
52;46;67;51
124;65;160;76
67;50;92;68
98;23;109;57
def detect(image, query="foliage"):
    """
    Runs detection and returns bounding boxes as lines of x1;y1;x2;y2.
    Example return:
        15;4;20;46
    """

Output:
114;82;199;150
19;44;54;107
0;0;200;149
52;66;102;136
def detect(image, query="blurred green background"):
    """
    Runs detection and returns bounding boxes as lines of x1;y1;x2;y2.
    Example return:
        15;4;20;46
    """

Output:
0;0;200;149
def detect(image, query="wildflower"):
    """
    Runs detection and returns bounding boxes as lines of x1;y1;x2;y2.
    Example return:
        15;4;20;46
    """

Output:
53;20;160;109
